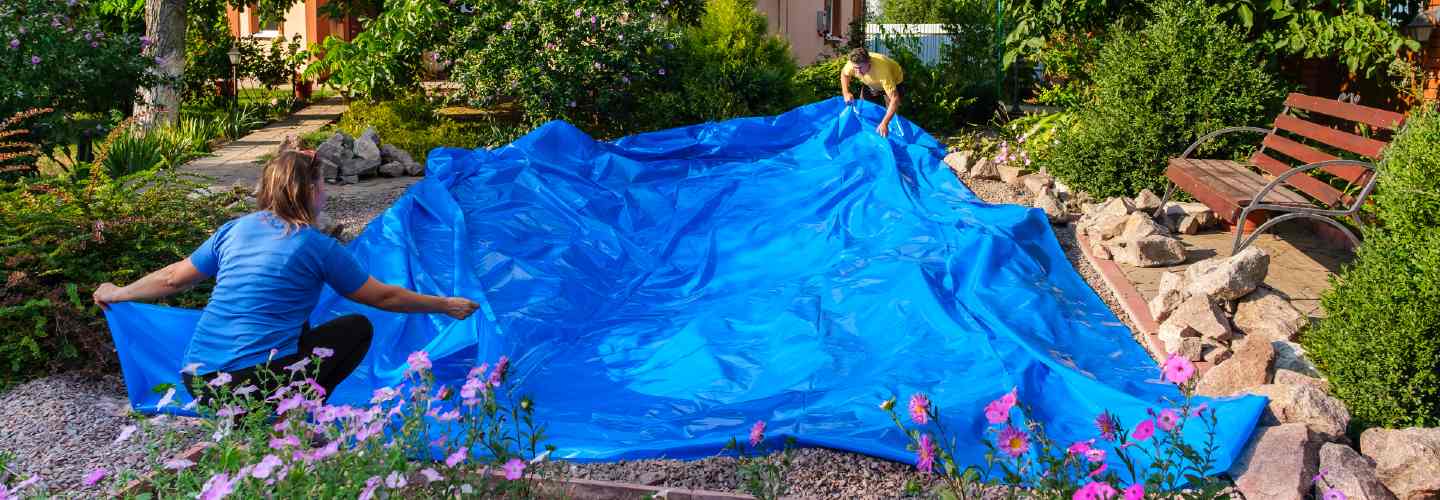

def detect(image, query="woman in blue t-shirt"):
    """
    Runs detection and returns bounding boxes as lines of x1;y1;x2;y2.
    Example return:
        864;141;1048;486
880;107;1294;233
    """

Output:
92;150;478;402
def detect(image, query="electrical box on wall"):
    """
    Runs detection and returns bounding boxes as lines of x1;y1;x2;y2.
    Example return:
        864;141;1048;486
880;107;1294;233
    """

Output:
816;10;829;34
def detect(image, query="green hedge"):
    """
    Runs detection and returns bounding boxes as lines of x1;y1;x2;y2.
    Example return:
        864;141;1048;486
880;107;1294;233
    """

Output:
1304;104;1440;429
335;96;525;162
1040;0;1286;198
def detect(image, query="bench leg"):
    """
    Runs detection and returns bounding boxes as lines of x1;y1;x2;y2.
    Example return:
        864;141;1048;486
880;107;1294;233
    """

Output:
1151;182;1179;220
1232;209;1361;254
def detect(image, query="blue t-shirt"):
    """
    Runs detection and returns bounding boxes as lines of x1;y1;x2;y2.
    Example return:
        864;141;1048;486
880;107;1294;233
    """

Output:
183;211;369;374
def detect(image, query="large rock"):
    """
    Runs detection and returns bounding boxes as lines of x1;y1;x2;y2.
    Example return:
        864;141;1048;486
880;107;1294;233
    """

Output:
1021;174;1054;196
1093;197;1134;219
359;126;381;149
1245;383;1351;440
1234;287;1308;342
378;161;406;178
999;165;1024;186
1272;340;1322;378
1133;189;1163;212
1034;189;1067;224
1176;336;1204;361
1113;235;1186;267
404;159;425;176
1320;443;1399;500
1158;319;1199;354
1274;369;1329;392
1149;271;1187;323
1165;295;1231;342
1202;343;1233;364
1198;337;1274;396
315;134;350;182
944;151;973;173
340;154;380;180
1229;424;1323;500
1164;202;1216;228
1119;212;1168;243
1176;215;1203;235
969;158;1000;180
1360;427;1440;500
1084;213;1130;242
1185;246;1270;301
353;131;382;163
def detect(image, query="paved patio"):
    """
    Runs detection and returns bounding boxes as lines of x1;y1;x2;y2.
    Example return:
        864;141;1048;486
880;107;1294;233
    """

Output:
179;97;348;188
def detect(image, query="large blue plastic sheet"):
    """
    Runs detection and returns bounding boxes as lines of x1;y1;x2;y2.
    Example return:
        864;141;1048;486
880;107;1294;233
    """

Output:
105;97;1265;475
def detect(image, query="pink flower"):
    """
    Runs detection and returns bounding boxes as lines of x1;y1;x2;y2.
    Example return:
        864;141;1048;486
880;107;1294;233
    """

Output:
461;377;485;401
1068;440;1092;455
406;350;432;375
269;434;301;450
275;393;306;415
308;440;339;461
13;475;39;491
114;424;137;444
437;409;461;422
445;450;466;467
82;468;106;486
1123;484;1144;500
908;393;930;425
217;405;245;418
985;388;1018;425
1161;354;1196;384
1096;411;1119;441
385;470;407;489
1085;448;1106;463
1323;488;1347;500
419;467;443;483
503;458;526;480
1314;467;1330;484
163;458;195;470
234;384;258;397
358;476;381;500
208;372;232;386
997;425;1030;458
916;433;935;473
1156;409;1180;431
198;472;235;500
1132;419;1156;441
1073;481;1118;500
312;347;334;358
251;455;282;479
1088;462;1108;477
371;387;398;404
284;358;310;372
749;420;766;447
156;387;176;408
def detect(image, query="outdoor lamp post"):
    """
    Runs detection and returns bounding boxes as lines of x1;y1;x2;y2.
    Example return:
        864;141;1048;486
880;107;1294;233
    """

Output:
227;44;242;105
1405;7;1439;43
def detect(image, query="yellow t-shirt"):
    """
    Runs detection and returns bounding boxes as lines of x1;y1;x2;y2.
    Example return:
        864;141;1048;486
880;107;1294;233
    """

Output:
843;53;905;93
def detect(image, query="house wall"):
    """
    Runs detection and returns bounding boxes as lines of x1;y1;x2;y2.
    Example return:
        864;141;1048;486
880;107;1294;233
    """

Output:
226;0;359;47
1426;0;1440;100
756;0;862;65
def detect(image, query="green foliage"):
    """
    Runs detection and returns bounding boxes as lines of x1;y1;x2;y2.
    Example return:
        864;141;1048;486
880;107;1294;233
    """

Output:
336;96;525;162
878;0;949;23
0;169;246;384
309;0;459;101
93;118;218;178
1041;0;1286;198
792;57;855;105
724;424;796;500
1304;104;1440;429
865;0;1000;132
238;34;308;90
0;0;156;162
635;0;798;126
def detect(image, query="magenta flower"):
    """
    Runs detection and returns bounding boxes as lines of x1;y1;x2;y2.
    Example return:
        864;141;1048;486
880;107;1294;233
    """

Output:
82;468;107;486
502;21;512;30
984;388;1018;425
574;8;582;17
749;420;766;447
1095;411;1118;441
358;476;381;500
274;393;305;415
503;458;526;480
1123;484;1144;500
1132;418;1156;441
1073;481;1118;500
198;472;235;500
916;433;935;473
1088;462;1108;478
250;454;282;479
1085;447;1106;463
8;39;18;49
658;68;667;75
908;393;930;425
234;384;258;397
1313;467;1330;484
1191;402;1209;417
208;372;232;386
1068;440;1092;455
140;35;152;48
269;434;301;450
371;386;398;404
1161;354;1196;384
1323;488;1347;500
91;41;98;48
997;425;1030;458
445;450;466;467
30;55;41;65
1156;408;1180;431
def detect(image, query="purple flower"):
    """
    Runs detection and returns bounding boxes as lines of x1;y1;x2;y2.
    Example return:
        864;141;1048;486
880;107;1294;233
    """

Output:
590;15;597;26
163;458;195;470
574;8;582;17
658;68;666;76
251;454;282;479
82;468;107;486
749;420;765;447
139;35;151;49
406;350;431;375
502;458;526;480
90;41;98;48
208;372;232;387
916;433;935;473
8;39;18;49
284;357;310;372
84;32;92;41
445;450;466;467
30;56;41;65
502;21;512;30
312;347;334;358
358;476;381;500
419;468;443;483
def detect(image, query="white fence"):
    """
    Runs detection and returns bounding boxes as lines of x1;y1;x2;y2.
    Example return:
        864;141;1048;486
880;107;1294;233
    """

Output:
864;23;952;66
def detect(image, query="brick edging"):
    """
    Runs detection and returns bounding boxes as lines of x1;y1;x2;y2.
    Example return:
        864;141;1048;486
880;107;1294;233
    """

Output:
1075;233;1166;361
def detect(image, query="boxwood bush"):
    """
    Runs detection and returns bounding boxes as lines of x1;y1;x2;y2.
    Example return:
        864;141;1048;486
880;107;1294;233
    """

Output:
1039;0;1286;198
1303;104;1440;429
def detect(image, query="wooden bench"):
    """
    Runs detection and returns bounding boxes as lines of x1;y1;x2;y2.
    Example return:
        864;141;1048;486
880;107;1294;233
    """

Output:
1155;92;1407;253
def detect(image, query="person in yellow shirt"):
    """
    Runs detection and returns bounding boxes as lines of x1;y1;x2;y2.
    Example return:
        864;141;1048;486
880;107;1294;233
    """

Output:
840;47;905;137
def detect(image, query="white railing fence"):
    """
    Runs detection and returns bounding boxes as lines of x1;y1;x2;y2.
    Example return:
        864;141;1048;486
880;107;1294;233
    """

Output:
864;23;952;66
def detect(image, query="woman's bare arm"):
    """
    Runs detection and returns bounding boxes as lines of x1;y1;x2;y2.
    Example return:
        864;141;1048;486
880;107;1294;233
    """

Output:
93;259;208;309
346;277;479;320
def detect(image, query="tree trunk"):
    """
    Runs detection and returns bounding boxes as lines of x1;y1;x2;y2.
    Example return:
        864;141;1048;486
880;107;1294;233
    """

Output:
135;0;187;127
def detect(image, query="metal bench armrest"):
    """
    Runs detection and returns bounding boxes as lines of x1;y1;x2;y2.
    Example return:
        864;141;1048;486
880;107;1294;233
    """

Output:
1180;126;1272;159
1250;159;1377;214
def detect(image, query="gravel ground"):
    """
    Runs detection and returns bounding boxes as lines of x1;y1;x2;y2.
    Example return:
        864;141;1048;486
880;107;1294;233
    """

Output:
0;149;1133;498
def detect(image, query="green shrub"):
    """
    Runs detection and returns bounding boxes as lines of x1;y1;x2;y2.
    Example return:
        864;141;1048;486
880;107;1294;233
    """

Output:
310;0;458;101
336;96;525;161
0;169;247;385
1039;0;1286;198
792;57;854;105
1304;104;1440;429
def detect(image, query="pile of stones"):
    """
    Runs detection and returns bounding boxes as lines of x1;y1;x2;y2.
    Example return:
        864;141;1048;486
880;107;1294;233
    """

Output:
1073;191;1219;267
314;127;423;184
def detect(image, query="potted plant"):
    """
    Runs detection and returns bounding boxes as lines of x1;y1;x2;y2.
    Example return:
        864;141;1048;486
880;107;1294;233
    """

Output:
287;37;315;101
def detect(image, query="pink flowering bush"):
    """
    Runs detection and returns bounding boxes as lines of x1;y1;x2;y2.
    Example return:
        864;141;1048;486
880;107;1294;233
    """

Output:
95;350;553;498
723;419;796;500
882;353;1233;499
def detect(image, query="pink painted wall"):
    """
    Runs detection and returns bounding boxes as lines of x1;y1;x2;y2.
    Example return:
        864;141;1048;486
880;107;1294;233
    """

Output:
755;0;859;65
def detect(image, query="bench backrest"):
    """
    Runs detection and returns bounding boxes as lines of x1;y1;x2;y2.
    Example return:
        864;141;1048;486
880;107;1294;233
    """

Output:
1251;93;1407;207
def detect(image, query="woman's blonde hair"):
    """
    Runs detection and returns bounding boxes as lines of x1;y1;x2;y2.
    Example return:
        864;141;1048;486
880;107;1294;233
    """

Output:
256;149;321;233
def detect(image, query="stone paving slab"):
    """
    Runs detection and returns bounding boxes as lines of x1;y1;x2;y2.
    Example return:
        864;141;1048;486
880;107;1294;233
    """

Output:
179;97;348;189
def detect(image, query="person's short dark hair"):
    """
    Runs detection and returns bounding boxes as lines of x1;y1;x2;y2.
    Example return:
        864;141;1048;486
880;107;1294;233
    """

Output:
848;47;870;65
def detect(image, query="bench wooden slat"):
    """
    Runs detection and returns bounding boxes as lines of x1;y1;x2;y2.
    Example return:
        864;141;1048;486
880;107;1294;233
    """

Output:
1273;114;1388;159
1166;159;1312;223
1261;132;1371;184
1283;93;1406;131
1251;152;1347;207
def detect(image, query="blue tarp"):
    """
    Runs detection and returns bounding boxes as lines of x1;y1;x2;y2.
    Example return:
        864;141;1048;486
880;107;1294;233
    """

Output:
106;97;1264;474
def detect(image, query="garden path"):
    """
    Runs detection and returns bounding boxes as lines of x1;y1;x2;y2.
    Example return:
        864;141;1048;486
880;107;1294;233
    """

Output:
178;97;348;188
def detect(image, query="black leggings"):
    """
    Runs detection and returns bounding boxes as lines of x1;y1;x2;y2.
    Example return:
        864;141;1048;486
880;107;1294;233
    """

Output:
185;314;373;406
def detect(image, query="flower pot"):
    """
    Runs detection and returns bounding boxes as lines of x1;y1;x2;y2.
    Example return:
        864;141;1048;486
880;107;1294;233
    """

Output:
293;80;314;101
214;79;236;99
